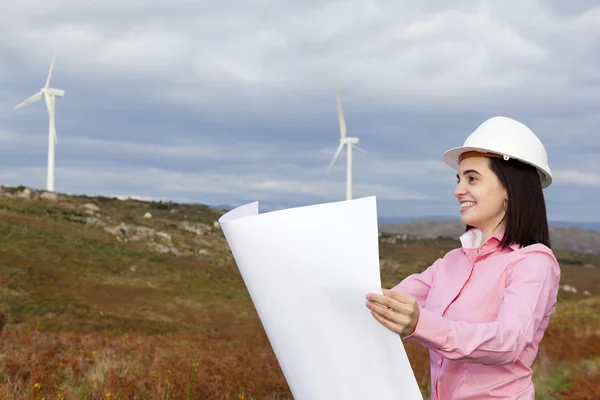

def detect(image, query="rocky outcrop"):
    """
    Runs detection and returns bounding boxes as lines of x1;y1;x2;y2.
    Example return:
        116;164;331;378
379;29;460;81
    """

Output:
177;221;212;236
16;188;37;199
102;222;180;255
82;203;100;212
0;186;61;201
40;192;59;201
0;185;230;263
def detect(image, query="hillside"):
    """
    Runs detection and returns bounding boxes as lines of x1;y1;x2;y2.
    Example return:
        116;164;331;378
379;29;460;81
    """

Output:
379;220;600;256
0;185;599;399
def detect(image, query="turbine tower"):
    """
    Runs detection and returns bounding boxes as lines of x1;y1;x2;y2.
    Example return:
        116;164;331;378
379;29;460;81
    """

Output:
14;53;65;192
325;91;366;201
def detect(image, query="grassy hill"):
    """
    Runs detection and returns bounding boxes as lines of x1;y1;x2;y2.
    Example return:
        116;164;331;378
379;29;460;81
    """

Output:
0;186;599;399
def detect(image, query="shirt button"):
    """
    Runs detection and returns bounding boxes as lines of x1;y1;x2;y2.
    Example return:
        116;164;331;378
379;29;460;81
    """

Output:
438;359;442;365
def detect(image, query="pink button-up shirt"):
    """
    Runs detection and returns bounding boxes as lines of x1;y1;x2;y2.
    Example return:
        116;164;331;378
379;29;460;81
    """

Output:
392;228;561;400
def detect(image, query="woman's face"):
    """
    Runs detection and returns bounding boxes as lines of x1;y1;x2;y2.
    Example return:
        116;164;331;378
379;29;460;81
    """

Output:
454;156;508;235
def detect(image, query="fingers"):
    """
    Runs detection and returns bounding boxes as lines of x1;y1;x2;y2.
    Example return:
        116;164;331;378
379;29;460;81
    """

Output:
366;293;394;309
382;289;417;305
368;302;414;336
366;291;414;313
367;298;414;330
369;309;407;335
368;299;391;312
366;289;419;336
368;301;412;324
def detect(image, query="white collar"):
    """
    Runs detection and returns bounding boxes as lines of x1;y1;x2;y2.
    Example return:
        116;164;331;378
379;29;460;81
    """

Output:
459;228;483;249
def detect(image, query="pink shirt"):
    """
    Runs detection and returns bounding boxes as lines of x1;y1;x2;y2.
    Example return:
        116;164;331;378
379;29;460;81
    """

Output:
392;228;561;400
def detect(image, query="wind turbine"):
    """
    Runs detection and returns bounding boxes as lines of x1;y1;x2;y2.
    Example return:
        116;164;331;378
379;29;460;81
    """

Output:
14;53;65;192
324;90;367;201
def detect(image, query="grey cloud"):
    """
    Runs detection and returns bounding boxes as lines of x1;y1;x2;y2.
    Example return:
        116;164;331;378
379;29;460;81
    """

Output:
1;1;600;221
3;1;598;109
553;169;600;187
541;0;600;18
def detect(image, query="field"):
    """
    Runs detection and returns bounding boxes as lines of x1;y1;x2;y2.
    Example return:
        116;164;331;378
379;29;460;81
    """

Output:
0;188;599;399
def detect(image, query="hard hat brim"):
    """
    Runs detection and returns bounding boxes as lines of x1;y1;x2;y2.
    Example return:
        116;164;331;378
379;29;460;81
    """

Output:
443;146;552;189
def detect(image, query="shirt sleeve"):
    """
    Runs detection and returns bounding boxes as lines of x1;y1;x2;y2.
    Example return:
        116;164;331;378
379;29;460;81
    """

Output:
403;249;561;365
390;258;442;308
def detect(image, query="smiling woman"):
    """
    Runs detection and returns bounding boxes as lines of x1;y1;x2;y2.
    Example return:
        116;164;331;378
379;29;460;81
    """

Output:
366;116;560;400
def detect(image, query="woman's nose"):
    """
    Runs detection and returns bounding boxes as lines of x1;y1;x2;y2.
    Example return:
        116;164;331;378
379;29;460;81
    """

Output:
454;181;466;198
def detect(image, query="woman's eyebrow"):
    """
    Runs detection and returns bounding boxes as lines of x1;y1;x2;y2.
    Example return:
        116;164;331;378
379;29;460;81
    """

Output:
457;169;481;179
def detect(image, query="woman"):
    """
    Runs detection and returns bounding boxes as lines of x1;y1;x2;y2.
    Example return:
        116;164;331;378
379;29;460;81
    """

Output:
366;116;561;400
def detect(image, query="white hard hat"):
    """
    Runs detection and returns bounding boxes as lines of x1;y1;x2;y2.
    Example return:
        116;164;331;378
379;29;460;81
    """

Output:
442;116;552;188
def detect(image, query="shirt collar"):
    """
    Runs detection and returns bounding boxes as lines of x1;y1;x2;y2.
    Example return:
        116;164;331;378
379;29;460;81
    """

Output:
459;227;521;251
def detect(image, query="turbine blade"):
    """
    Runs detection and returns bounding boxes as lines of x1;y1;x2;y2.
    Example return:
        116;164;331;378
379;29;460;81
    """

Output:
324;142;345;179
353;144;367;154
14;91;43;109
45;52;57;89
44;92;52;113
336;90;347;138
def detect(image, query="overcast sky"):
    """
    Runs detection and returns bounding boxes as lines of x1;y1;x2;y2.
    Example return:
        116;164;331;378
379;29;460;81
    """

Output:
1;0;600;222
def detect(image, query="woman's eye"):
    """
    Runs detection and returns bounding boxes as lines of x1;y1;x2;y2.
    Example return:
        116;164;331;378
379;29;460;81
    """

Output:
469;176;477;182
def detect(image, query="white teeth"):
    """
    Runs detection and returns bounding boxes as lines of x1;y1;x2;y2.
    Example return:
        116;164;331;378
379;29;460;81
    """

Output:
461;202;476;209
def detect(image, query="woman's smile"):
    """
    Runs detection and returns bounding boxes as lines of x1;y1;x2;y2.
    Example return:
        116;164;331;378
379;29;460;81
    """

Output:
460;201;477;213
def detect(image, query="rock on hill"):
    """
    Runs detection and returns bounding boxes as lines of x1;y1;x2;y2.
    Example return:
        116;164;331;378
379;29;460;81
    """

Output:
3;184;599;257
378;219;600;256
0;185;232;263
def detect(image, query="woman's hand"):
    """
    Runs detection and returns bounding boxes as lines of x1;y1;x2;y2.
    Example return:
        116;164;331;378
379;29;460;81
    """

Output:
366;289;420;337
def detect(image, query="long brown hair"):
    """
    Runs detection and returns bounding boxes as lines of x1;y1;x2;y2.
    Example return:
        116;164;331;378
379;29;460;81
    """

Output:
466;157;551;248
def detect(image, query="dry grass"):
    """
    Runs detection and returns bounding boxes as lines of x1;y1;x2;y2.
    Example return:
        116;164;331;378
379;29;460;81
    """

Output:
0;190;599;399
0;325;289;400
0;315;597;400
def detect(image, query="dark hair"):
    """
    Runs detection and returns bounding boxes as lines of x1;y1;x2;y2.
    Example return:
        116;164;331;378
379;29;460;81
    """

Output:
465;157;551;249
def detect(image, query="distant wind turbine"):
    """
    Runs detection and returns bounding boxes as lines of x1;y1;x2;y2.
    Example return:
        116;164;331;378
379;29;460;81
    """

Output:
324;90;367;201
14;53;65;192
